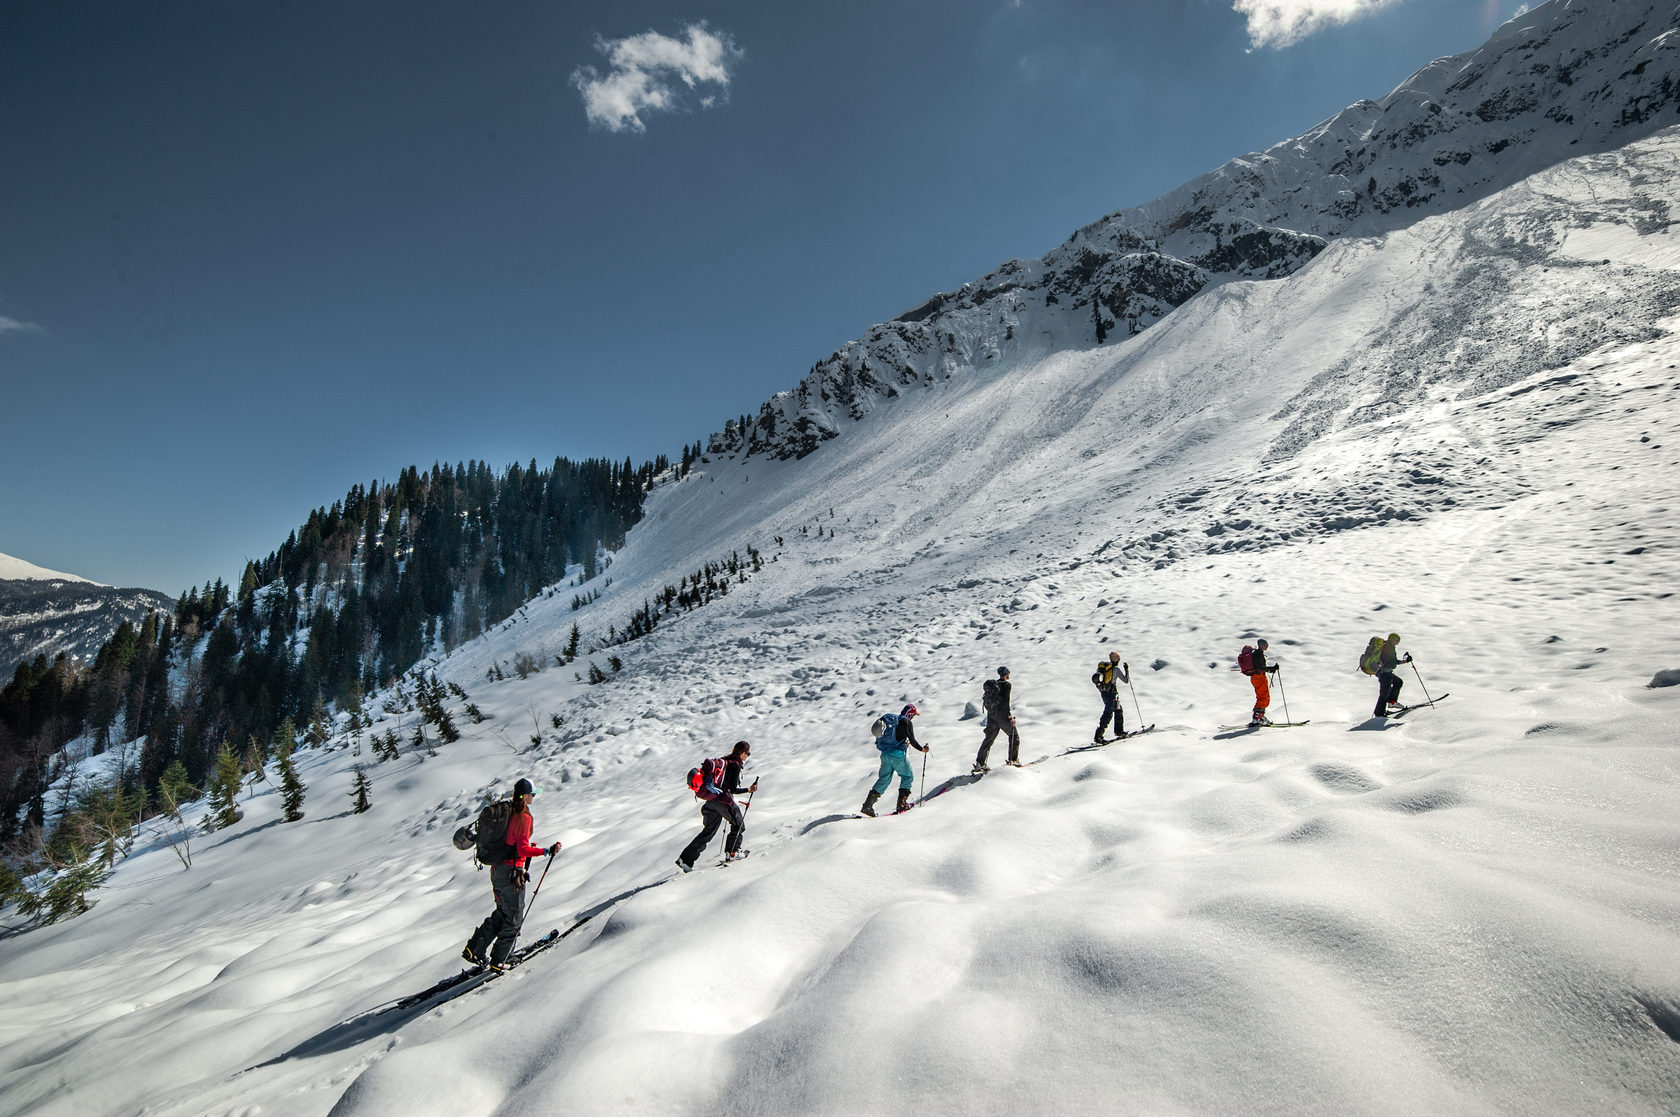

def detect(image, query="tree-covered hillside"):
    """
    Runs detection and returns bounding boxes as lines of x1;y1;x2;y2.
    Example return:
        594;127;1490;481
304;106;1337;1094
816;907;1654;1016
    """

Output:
0;454;667;847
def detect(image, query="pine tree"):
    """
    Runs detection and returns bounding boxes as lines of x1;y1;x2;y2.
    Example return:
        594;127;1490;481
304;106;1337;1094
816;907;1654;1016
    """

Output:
276;738;306;822
206;743;244;831
273;715;298;759
305;697;331;747
160;759;196;808
349;766;372;813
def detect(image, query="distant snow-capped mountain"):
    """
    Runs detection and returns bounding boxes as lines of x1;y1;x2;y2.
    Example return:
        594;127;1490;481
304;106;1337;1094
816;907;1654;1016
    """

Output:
0;553;173;678
0;552;95;584
725;0;1678;461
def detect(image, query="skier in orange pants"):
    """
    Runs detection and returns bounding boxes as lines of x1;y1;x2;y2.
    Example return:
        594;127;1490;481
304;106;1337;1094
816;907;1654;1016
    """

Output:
1247;639;1278;727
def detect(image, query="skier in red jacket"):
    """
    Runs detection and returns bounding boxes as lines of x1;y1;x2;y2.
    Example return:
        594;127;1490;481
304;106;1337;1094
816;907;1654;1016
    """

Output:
463;777;559;967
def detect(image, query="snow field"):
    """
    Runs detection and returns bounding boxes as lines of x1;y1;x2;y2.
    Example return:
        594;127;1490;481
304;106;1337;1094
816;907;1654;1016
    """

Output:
3;129;1680;1114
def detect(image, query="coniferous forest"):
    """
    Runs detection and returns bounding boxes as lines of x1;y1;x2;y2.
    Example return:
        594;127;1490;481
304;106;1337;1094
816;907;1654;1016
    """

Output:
0;455;666;850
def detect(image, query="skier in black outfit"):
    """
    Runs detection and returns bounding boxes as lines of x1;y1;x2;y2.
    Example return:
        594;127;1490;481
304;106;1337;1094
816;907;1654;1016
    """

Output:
1093;652;1129;742
1372;633;1412;717
677;740;757;872
974;666;1019;773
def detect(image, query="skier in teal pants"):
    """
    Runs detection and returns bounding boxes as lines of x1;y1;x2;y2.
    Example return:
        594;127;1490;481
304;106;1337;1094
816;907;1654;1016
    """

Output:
862;704;928;816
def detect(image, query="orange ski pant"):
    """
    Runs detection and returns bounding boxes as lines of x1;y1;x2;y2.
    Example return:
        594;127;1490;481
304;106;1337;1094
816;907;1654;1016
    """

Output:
1250;672;1270;718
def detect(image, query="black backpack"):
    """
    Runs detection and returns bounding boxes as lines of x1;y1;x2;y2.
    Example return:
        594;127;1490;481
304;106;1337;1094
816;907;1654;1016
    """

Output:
468;799;515;866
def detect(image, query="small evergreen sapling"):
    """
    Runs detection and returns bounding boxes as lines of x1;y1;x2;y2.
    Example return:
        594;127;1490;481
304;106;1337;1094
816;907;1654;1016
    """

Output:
205;743;245;831
349;766;372;813
277;738;306;822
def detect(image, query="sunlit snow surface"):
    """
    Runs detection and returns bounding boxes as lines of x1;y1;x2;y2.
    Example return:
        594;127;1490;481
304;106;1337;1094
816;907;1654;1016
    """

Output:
5;135;1680;1117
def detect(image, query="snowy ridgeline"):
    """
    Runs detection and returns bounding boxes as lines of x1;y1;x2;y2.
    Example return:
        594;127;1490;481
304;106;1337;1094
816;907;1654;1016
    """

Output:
1;118;1679;1114
723;0;1680;462
0;580;175;681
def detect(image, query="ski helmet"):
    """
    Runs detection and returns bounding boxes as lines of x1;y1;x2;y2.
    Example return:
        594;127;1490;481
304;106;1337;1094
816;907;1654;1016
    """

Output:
513;777;535;798
901;704;918;718
998;666;1010;677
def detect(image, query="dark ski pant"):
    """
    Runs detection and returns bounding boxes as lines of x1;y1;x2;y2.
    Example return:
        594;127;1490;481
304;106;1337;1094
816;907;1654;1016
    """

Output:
467;863;526;964
1096;689;1124;739
680;797;744;867
976;717;1020;766
1375;669;1403;715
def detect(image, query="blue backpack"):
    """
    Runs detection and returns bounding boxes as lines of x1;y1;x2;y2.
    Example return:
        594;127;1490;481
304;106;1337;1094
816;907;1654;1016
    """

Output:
872;713;902;751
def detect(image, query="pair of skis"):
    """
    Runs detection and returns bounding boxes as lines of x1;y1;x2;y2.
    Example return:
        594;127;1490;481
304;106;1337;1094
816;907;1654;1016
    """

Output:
1385;692;1451;717
1085;724;1159;747
390;925;569;1013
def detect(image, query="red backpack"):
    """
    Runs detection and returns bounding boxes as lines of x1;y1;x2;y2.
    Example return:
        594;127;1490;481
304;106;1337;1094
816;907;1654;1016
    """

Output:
1238;645;1256;676
686;756;727;800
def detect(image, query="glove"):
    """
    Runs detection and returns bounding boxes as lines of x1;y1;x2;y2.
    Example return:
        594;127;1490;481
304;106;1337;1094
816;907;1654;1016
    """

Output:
1404;654;1414;663
548;842;562;856
512;867;529;888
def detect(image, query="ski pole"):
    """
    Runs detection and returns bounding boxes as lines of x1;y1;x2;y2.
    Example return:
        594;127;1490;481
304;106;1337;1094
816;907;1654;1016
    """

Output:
1275;666;1293;725
1408;659;1436;706
523;851;554;922
1127;672;1144;730
919;746;928;804
741;781;758;817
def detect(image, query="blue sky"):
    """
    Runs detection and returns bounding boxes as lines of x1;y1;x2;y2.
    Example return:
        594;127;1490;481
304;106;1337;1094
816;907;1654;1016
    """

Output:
1;0;1522;593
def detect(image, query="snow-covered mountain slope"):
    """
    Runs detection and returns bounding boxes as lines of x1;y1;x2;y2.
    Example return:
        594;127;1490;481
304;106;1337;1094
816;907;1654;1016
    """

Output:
735;0;1679;461
0;552;93;584
3;124;1678;1115
0;576;173;680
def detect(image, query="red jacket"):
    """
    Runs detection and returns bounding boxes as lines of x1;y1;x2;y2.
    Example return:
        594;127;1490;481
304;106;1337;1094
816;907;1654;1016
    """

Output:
503;809;548;867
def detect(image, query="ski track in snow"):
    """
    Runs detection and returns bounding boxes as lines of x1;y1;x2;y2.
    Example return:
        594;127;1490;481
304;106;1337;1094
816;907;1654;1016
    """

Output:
5;131;1680;1117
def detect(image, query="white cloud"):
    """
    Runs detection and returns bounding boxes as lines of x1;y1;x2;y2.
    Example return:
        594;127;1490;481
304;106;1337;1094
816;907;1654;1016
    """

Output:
0;315;42;335
1233;0;1401;50
570;24;743;134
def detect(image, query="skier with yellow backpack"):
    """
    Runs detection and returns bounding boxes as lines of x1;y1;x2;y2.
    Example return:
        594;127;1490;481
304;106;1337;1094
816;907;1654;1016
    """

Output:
1361;633;1412;718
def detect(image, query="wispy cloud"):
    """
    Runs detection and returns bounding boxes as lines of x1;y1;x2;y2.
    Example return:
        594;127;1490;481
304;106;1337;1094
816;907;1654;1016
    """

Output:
0;315;43;336
571;24;743;134
1233;0;1400;49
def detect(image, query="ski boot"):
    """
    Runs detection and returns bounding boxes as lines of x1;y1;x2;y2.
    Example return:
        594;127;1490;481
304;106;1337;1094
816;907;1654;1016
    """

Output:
861;790;881;817
894;788;914;814
675;858;694;873
462;943;488;969
971;762;990;776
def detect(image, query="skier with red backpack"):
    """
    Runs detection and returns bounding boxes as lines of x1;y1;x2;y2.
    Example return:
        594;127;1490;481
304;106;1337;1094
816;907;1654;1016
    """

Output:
676;740;757;872
1239;639;1279;727
462;778;561;968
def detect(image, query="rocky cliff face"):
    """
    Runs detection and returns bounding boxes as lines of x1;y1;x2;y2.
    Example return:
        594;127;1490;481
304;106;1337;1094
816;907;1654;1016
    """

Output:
715;0;1678;462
